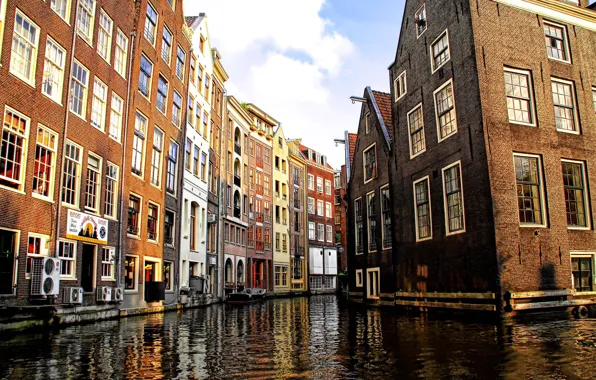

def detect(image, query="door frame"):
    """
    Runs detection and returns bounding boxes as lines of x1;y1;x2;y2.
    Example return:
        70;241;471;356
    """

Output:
81;243;97;292
0;228;20;295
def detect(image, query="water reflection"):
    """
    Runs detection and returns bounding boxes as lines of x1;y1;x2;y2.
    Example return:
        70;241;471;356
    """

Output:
1;296;596;379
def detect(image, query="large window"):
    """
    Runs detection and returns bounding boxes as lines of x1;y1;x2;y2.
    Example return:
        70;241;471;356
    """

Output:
97;9;113;62
144;2;158;45
114;29;128;78
571;254;594;292
562;160;589;228
326;225;332;243
355;198;364;253
132;112;147;176
32;125;57;199
381;186;391;249
104;162;119;218
308;222;315;240
84;154;102;212
514;154;545;226
190;203;197;250
70;61;89;118
156;75;168;114
363;144;377;182
150;127;163;187
201;152;207;181
193;146;199;177
325;202;332;218
325;180;332;195
51;0;72;21
90;77;108;131
317;200;324;216
414;177;432;241
367;192;376;251
128;194;141;236
147;203;158;241
317;224;324;241
101;247;115;280
317;177;323;193
176;45;185;80
163;261;173;291
442;162;465;235
185;139;192;171
161;25;173;64
430;30;450;72
109;93;123;142
166;140;178;194
434;79;457;141
407;104;426;158
308;197;315;214
124;255;137;290
308;174;314;190
11;9;40;85
551;78;578;133
42;38;66;103
138;55;153;97
57;240;75;278
61;141;82;206
394;70;407;101
76;0;95;44
544;21;570;63
504;68;535;126
1;107;30;191
172;91;182;127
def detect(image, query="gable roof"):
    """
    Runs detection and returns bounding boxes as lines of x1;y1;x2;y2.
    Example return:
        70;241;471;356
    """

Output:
371;91;393;140
348;133;358;166
365;87;392;151
185;16;199;27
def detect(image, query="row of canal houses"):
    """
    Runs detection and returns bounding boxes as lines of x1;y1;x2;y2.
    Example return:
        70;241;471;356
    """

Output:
343;0;596;315
0;0;338;319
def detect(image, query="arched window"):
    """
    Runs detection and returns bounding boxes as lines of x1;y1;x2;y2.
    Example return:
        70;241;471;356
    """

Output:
237;260;244;283
225;258;233;283
190;203;198;250
234;128;241;155
234;190;241;218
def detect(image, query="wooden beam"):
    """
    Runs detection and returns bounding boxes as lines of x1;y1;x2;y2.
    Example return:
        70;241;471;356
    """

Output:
395;300;496;311
508;289;572;299
348;292;363;297
395;291;496;299
511;299;595;311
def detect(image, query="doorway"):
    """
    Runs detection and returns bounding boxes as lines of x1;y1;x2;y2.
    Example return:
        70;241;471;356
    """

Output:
0;230;17;295
81;244;96;292
145;261;157;283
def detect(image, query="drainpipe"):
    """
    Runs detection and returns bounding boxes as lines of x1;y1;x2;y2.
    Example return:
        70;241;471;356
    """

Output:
116;31;137;289
54;6;79;257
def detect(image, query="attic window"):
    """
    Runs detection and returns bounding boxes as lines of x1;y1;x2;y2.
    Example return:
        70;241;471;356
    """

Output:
415;4;427;38
394;71;407;101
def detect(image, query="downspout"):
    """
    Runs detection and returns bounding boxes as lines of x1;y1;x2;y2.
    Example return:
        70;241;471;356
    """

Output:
218;90;228;299
54;6;79;256
116;31;137;288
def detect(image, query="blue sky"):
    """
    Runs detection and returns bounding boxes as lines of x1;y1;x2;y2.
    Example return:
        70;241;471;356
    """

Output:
184;0;405;169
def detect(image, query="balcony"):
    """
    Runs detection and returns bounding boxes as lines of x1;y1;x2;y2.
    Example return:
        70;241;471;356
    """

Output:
234;174;241;187
234;143;241;156
258;127;266;136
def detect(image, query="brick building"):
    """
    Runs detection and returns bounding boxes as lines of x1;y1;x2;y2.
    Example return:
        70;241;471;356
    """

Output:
288;140;308;291
0;0;134;306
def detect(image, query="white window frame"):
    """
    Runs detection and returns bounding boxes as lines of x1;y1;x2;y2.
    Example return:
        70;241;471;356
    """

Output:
90;77;108;131
172;90;182;127
128;192;142;238
161;25;173;65
1;106;30;193
592;87;596;113
42;37;66;104
317;199;324;216
442;161;466;236
76;0;96;46
150;126;163;188
57;239;77;279
551;77;579;135
101;246;116;281
434;79;458;142
10;9;40;86
513;153;547;228
355;269;363;287
413;176;433;242
70;60;89;119
147;202;159;243
366;267;380;299
61;140;82;207
363;143;377;184
415;4;427;38
394;70;407;101
25;233;50;279
308;222;315;240
430;29;450;74
365;111;370;134
325;180;332;195
131;111;148;178
51;0;72;23
156;74;169;115
326;225;333;243
317;223;324;242
97;8;113;63
316;177;323;193
355;197;364;254
543;20;571;64
84;152;102;213
503;67;536;127
307;174;314;190
104;161;119;219
366;190;377;252
380;184;391;249
144;2;158;46
407;103;426;159
562;159;590;231
124;254;139;292
32;124;58;201
114;29;128;79
308;197;315;214
325;201;332;219
570;251;596;293
166;140;178;194
109;92;123;143
138;54;153;99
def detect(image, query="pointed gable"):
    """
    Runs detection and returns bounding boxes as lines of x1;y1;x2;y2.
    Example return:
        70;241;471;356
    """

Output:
371;91;393;140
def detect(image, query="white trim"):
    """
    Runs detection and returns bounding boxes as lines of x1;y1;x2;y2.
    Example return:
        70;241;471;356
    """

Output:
10;9;40;87
84;151;103;214
25;232;50;279
101;246;116;281
61;139;83;208
366;267;380;299
413;176;433;242
543;20;572;64
124;254;139;292
380;183;391;249
434;78;458;142
407;103;426;159
503;67;537;127
394;70;407;102
57;239;77;280
570;251;596;292
363;143;377;184
365;111;370;134
366;190;377;253
355;269;363;287
415;4;427;39
551;77;579;135
32;124;58;201
561;159;591;230
441;160;466;236
147;201;160;243
513;153;548;228
430;29;450;74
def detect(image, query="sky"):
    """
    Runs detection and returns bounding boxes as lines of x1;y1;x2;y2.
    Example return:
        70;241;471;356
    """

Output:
184;0;405;170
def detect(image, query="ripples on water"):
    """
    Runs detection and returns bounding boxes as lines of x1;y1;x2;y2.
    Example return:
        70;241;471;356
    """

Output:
1;296;595;379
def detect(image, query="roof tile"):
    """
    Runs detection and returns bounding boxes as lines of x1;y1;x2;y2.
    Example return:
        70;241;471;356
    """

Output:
371;90;393;140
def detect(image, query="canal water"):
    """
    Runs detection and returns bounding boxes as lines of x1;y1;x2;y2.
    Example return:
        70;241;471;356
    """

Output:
1;295;596;379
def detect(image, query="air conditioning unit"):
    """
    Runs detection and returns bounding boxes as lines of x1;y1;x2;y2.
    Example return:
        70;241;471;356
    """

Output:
203;275;211;294
112;287;124;302
96;286;112;302
207;214;217;224
63;287;84;304
31;257;61;296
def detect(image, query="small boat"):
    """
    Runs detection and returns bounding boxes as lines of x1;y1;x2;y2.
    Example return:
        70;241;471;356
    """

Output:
227;288;267;305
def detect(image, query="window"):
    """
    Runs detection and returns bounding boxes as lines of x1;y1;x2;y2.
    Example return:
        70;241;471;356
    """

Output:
132;112;147;176
434;79;457;141
504;68;535;126
394;70;407;101
355;198;364;253
101;247;115;280
104;162;119;218
164;210;175;245
187;96;194;126
308;174;314;190
275;265;281;286
317;200;324;216
97;9;113;62
442;162;465;235
138;55;153;97
147;203;158;241
26;234;49;278
381;186;391;249
185;139;192;171
57;240;75;278
61;141;82;205
128;194;141;236
325;202;332;218
124;255;137;290
32;125;57;199
201;152;207;181
355;269;363;287
365;112;370;134
166;141;178;193
163;261;173;291
150;127;163;187
156;75;168;114
193;146;199;177
1;107;30;191
190;204;197;250
317;224;324;241
309;222;315;240
144;2;158;45
84;154;102;212
334;172;341;189
571;253;594;292
407;104;426;158
109;93;123;142
70;61;89;118
172;91;182;127
414;177;432;241
42;38;66;103
176;45;185;80
90;78;108;131
367;192;377;251
430;30;450;73
308;197;315;214
562;160;589;228
551;78;578;133
415;4;427;37
11;9;40;84
325;180;332;195
544;21;570;63
326;225;332;242
51;0;72;21
363;145;377;182
114;29;128;78
514;154;545;226
317;177;323;193
76;0;95;44
366;268;380;299
161;26;173;64
275;232;280;251
592;87;596;113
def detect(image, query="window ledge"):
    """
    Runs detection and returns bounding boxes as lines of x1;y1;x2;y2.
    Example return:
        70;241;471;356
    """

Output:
60;277;78;281
568;226;591;231
127;234;141;240
100;278;116;282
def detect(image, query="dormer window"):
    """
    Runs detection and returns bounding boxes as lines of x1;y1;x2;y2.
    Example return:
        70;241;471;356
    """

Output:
415;4;427;38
